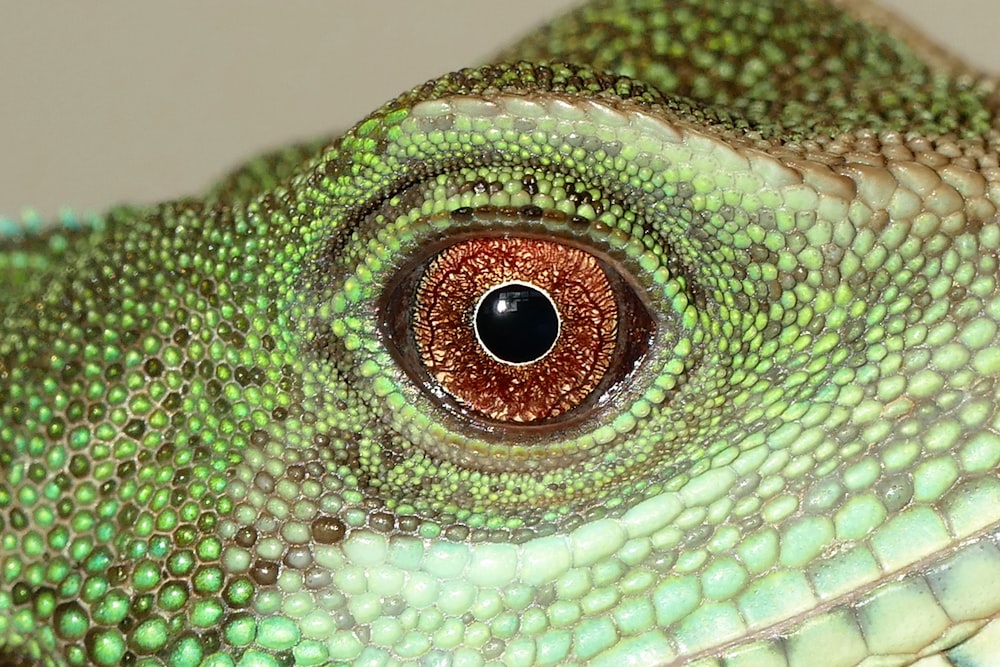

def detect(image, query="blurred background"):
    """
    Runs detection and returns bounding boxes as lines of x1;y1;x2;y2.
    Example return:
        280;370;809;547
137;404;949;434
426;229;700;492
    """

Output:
1;2;996;218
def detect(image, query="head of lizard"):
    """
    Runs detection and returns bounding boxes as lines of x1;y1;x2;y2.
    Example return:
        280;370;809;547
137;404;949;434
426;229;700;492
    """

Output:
1;1;1000;666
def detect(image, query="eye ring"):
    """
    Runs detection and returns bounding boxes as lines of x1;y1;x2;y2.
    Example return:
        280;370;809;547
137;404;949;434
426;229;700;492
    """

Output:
380;206;659;435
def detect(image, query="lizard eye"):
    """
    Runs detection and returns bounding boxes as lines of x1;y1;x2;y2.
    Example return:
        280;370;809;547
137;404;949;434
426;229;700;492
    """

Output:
383;231;654;425
312;97;705;521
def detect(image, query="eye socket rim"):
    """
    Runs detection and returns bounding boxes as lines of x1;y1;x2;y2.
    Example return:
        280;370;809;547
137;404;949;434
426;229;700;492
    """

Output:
379;219;658;440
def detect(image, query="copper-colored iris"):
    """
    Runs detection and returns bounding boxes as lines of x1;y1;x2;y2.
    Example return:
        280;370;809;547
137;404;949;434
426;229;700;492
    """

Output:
413;237;618;423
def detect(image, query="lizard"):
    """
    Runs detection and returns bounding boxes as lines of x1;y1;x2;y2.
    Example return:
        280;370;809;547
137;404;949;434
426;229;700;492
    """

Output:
2;0;999;665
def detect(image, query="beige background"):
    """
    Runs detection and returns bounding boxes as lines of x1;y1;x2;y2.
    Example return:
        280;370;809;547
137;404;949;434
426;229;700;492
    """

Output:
1;2;997;219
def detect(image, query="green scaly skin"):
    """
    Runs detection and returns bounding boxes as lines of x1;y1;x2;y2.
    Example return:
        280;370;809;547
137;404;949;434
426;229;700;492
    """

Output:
2;1;1000;665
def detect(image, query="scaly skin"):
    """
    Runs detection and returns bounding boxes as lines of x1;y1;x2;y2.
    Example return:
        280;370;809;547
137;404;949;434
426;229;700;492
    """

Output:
2;1;1000;665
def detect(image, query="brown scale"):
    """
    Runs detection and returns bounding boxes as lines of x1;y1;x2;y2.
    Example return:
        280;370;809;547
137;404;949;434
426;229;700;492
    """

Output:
413;237;617;423
310;516;347;544
249;560;279;585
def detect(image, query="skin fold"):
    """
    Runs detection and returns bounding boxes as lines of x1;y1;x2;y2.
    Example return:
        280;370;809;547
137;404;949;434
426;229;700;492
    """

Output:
2;1;999;666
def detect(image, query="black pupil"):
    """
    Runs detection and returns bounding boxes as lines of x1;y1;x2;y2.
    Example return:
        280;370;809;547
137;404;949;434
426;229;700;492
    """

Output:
475;283;559;364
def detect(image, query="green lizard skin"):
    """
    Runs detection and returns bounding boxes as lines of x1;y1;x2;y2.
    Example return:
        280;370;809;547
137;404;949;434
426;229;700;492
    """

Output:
2;0;1000;665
